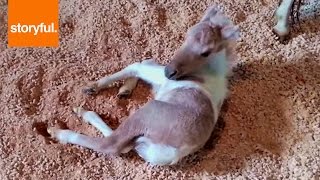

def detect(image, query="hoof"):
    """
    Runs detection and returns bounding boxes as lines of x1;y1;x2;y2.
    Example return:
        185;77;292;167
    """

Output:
272;28;290;43
72;106;87;117
117;89;132;99
47;127;68;144
82;83;99;95
47;127;59;138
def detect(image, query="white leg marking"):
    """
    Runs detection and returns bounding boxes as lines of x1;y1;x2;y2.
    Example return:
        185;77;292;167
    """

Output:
48;127;107;152
73;107;113;137
96;64;138;89
89;59;166;92
117;77;138;97
274;0;295;36
129;60;167;87
48;128;80;144
83;111;113;137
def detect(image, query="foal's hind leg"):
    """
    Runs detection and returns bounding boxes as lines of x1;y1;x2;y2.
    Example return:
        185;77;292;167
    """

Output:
48;127;127;154
48;127;106;149
73;106;113;137
48;107;133;154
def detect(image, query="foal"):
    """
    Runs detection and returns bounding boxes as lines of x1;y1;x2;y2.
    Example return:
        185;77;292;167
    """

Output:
48;6;240;166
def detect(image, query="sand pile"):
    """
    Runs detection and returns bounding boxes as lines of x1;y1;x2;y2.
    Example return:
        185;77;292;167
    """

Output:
0;0;319;179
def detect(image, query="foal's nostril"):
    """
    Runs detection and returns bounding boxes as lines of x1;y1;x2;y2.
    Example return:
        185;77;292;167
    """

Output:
165;67;178;79
168;70;177;78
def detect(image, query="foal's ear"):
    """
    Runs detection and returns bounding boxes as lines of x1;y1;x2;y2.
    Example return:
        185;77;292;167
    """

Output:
220;25;240;41
201;6;240;41
200;6;220;22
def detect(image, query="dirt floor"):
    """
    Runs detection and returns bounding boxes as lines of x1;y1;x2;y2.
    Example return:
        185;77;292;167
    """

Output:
0;0;320;179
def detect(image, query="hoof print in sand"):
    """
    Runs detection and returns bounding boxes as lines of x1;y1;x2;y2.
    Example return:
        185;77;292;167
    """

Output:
58;89;72;106
32;122;51;138
16;66;44;116
60;17;75;35
154;6;167;27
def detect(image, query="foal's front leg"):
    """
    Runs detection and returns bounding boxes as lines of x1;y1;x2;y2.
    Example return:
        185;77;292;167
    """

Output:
83;64;137;95
117;77;139;97
83;59;166;95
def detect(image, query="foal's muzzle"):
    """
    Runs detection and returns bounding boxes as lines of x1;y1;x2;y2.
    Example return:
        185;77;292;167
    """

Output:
165;66;178;80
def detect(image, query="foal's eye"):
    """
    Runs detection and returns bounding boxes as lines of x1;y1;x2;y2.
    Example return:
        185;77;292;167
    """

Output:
200;51;211;57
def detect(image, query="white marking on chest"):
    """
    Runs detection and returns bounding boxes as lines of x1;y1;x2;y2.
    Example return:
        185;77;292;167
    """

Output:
154;80;202;100
199;49;229;110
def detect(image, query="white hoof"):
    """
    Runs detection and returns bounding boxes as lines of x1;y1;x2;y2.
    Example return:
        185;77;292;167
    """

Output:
72;106;87;118
47;127;69;144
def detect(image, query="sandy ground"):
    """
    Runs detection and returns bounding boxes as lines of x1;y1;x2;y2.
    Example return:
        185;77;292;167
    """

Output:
0;0;320;179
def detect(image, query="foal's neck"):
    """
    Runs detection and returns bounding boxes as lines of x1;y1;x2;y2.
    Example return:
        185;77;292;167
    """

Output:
200;48;228;77
190;48;229;112
177;49;229;83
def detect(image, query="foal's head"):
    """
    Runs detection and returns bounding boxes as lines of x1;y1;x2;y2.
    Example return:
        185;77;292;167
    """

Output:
165;6;240;80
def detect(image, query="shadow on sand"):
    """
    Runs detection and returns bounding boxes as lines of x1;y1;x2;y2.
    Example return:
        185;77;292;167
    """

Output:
166;54;320;175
